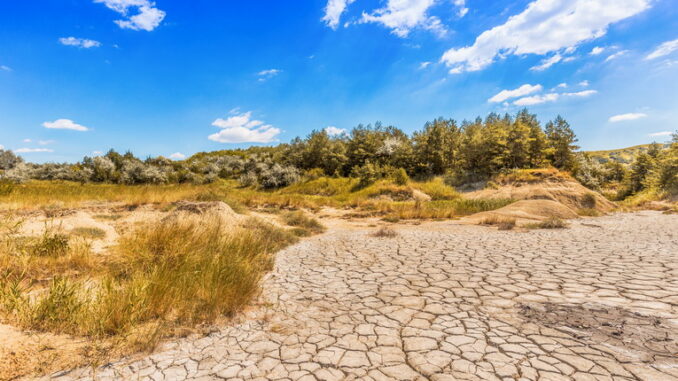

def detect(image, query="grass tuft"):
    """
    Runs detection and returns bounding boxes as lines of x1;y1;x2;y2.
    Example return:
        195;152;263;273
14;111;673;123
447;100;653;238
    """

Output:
479;215;516;230
371;226;398;238
71;227;107;240
282;211;325;234
525;217;568;229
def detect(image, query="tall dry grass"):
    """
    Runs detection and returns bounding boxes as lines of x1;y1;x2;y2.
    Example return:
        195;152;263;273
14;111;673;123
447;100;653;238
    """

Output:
0;214;299;348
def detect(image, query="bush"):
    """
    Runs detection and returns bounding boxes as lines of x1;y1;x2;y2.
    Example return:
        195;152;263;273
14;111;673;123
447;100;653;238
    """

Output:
352;162;383;189
392;168;409;186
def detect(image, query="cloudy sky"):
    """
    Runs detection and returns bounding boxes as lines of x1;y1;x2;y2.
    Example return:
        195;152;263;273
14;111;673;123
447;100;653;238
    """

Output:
0;0;677;162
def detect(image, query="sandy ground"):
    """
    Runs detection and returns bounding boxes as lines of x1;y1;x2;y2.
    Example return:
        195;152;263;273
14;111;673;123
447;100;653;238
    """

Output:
38;211;678;381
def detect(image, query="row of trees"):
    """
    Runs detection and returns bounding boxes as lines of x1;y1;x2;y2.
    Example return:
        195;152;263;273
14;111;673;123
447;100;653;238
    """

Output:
1;109;579;188
5;109;675;198
279;109;579;183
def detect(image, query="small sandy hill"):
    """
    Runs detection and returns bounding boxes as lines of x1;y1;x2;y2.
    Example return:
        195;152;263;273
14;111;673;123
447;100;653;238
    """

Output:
463;200;579;225
163;201;244;226
465;168;616;212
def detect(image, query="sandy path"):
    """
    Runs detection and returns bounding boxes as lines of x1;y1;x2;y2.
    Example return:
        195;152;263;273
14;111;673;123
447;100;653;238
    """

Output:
49;212;678;380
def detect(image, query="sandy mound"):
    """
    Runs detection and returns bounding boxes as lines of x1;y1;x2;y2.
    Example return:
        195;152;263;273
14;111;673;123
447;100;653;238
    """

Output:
463;200;579;224
163;201;243;226
465;169;616;212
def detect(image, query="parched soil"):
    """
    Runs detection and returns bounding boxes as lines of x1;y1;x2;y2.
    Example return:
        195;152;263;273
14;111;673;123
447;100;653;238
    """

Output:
39;211;678;381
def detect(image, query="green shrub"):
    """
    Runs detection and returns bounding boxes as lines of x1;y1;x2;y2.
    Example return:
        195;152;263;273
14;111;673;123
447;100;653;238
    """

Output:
32;231;70;257
393;168;409;186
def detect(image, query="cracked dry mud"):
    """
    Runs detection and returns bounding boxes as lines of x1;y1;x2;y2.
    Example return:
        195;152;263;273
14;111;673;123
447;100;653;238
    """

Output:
51;212;678;381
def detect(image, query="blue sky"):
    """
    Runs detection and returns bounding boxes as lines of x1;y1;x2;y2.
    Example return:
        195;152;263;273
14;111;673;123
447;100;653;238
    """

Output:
0;0;677;163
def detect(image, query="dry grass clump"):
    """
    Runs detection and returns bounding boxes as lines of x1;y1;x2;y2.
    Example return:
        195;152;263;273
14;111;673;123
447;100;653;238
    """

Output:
0;215;299;349
371;226;398;238
525;217;569;229
577;208;601;217
282;211;326;235
494;168;572;185
479;215;517;230
71;227;107;240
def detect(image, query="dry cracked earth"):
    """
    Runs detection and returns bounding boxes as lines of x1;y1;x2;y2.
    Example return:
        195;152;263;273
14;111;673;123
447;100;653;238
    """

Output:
51;211;678;381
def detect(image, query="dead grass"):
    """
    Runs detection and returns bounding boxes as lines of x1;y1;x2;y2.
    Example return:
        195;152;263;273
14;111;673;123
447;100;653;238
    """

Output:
525;217;569;229
371;226;398;238
479;215;517;230
0;215;299;353
71;227;107;240
282;211;326;235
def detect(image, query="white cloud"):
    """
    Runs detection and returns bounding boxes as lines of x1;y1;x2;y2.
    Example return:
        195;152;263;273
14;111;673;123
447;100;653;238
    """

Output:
94;0;165;31
208;111;281;143
419;61;432;69
361;0;447;38
42;119;89;131
645;38;678;60
0;65;11;72
604;50;629;62
454;0;469;17
322;0;356;29
513;89;597;106
488;84;542;103
608;113;647;122
441;0;650;73
556;83;568;88
513;93;560;106
590;46;605;55
38;140;55;146
169;152;186;160
59;37;101;48
579;80;589;86
325;126;347;136
530;54;562;71
648;131;673;137
23;139;32;143
15;148;54;153
92;150;104;155
257;69;281;81
0;145;4;150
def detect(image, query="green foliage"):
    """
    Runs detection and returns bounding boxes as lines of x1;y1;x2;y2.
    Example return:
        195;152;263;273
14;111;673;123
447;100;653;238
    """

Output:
32;231;70;257
393;168;409;185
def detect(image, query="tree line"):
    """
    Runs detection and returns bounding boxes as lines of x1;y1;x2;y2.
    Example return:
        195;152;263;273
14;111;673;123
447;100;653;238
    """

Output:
1;108;676;198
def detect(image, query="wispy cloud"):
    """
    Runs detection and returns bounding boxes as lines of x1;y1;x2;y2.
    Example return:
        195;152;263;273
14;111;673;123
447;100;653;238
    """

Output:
605;50;629;62
360;0;447;38
454;0;469;17
648;131;673;137
169;152;186;160
489;84;542;103
513;90;597;106
208;111;280;143
0;65;11;72
645;38;678;60
42;119;89;131
608;113;647;122
530;54;563;71
322;0;356;29
441;0;650;73
94;0;166;31
257;69;282;82
59;37;101;48
15;148;54;153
